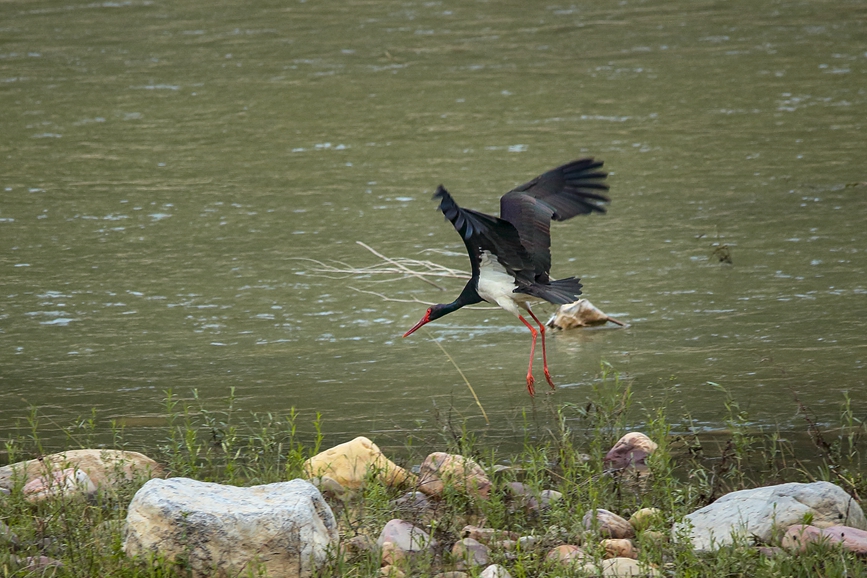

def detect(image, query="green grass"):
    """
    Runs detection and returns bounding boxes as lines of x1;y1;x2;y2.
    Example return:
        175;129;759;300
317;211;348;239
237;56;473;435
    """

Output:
2;366;867;577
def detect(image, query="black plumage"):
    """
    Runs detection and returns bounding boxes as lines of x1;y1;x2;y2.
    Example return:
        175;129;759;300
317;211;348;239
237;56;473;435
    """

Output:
404;158;610;395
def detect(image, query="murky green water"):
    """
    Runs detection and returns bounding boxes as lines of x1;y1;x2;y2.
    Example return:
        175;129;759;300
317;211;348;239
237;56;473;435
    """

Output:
2;0;865;452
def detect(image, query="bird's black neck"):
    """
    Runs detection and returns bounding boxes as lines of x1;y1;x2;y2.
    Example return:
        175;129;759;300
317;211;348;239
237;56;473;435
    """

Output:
451;278;483;310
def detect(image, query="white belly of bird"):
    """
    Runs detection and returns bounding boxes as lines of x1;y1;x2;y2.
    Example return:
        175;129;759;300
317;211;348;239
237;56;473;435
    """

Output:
476;251;532;317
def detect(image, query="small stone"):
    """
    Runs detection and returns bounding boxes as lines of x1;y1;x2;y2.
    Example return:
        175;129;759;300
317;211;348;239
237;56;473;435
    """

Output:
393;491;433;514
461;525;519;545
539;489;563;508
582;557;660;577
343;534;375;555
452;537;490;567
309;475;348;501
1;520;20;549
629;507;662;531
304;437;414;490
545;544;586;565
584;509;636;539
379;565;406;578
601;538;637;559
377;519;434;553
418;453;491;499
640;530;667;545
22;467;97;502
480;564;513;578
495;539;517;551
517;535;538;550
604;433;658;470
381;541;406;566
782;524;867;556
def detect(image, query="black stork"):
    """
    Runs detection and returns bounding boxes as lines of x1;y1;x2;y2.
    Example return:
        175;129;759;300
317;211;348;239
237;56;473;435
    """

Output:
403;158;610;396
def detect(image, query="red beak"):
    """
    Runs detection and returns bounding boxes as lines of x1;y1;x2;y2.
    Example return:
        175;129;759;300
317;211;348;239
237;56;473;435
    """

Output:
403;311;431;338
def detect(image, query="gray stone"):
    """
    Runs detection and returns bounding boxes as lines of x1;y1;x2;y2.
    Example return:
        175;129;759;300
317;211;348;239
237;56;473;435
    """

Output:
677;481;866;552
451;537;490;567
124;477;338;578
377;519;434;553
480;564;512;578
583;509;635;539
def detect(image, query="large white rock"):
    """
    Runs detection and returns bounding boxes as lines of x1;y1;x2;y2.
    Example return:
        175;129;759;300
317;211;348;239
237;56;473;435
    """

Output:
676;481;866;552
124;478;338;578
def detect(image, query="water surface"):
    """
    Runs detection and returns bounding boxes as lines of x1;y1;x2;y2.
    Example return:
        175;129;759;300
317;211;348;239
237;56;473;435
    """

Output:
1;0;865;452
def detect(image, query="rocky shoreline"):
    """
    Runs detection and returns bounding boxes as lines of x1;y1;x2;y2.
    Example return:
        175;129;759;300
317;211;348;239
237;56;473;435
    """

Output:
2;432;866;577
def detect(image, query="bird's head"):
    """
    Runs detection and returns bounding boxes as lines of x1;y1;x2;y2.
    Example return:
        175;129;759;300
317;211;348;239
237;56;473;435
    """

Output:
403;304;450;338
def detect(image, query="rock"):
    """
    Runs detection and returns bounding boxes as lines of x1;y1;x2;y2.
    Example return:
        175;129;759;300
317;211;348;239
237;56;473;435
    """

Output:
582;557;660;577
545;544;586;565
604;433;657;470
124;477;338;578
393;491;433;514
1;520;20;549
0;449;163;492
546;299;627;329
782;524;867;555
377;519;434;554
480;564;513;578
381;542;406;566
342;534;375;556
434;573;469;578
584;509;636;539
629;507;662;532
461;525;519;545
517;535;538;550
22;467;97;502
452;537;490;567
309;475;349;501
539;489;563;507
418;453;491;499
676;481;866;552
601;538;638;559
303;437;414;490
17;556;64;573
380;565;406;578
640;530;667;546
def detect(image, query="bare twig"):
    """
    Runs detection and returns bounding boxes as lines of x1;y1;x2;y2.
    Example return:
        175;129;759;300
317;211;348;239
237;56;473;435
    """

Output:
356;241;448;290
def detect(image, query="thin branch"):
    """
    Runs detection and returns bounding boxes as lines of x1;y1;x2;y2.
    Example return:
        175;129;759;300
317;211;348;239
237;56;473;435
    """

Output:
356;241;449;290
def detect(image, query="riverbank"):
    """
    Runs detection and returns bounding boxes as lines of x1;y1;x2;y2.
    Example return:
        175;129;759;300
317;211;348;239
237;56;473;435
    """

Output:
2;371;866;577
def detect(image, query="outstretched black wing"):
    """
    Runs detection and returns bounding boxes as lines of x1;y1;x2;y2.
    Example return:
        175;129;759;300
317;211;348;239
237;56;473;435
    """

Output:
434;185;536;285
499;158;609;279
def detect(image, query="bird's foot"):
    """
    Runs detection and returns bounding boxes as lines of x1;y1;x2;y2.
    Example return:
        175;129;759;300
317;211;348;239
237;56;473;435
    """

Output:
526;374;536;397
543;368;556;390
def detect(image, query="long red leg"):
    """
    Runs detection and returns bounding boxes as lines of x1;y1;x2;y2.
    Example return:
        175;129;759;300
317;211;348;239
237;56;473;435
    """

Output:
527;309;555;390
517;315;537;396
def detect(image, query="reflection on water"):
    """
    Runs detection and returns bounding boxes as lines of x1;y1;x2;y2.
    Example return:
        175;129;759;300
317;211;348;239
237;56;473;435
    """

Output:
0;0;865;453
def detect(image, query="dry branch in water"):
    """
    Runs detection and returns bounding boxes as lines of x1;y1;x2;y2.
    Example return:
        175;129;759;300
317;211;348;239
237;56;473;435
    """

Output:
298;242;494;310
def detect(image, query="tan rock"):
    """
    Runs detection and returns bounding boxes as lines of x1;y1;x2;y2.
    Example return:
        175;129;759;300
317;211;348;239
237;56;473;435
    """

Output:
584;509;636;539
480;565;512;578
604;433;658;470
381;542;406;566
601;538;637;559
452;538;490;567
303;437;414;489
0;449;163;491
546;299;627;329
629;507;662;531
582;557;660;577
379;565;406;578
545;544;586;565
461;525;519;545
417;453;491;499
22;467;96;502
782;524;867;555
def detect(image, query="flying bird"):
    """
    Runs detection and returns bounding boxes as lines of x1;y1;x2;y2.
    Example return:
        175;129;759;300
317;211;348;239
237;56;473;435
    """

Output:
403;158;610;395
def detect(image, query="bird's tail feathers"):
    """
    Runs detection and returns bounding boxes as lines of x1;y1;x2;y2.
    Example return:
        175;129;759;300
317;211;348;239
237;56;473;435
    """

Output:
515;277;583;304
